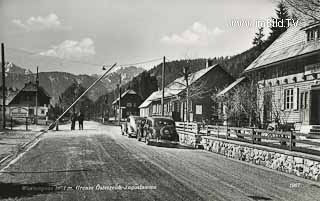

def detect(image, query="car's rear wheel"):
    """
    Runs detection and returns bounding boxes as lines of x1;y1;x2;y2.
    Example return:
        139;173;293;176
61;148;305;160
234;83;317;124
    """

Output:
137;131;141;141
145;137;150;145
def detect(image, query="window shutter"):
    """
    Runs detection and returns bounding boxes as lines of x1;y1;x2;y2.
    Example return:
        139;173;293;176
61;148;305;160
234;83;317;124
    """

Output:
293;87;299;110
281;89;285;111
275;88;281;110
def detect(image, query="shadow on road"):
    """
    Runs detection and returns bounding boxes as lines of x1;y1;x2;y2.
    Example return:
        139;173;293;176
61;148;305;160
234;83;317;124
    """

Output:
0;182;58;199
147;142;195;150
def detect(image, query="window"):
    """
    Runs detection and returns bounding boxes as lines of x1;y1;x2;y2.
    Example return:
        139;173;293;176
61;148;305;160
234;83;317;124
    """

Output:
306;26;320;42
195;105;202;115
41;109;45;114
127;102;132;107
284;88;294;110
153;105;156;114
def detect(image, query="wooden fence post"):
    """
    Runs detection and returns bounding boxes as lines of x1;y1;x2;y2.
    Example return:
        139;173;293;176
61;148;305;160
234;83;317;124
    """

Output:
252;128;255;144
226;127;228;140
289;131;292;151
289;130;296;151
206;124;209;136
217;125;220;138
25;117;28;131
10;117;12;130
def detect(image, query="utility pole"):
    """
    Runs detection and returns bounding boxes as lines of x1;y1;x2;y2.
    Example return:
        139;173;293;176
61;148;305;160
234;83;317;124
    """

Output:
161;56;165;116
183;65;190;122
35;66;39;125
1;43;6;129
118;74;121;126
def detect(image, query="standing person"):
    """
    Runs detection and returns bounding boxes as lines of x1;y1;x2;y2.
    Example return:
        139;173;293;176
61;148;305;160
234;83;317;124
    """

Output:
78;111;84;130
70;112;76;130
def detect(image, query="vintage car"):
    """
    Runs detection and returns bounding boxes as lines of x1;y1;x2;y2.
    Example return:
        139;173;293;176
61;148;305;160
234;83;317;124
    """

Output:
138;116;179;145
122;116;146;138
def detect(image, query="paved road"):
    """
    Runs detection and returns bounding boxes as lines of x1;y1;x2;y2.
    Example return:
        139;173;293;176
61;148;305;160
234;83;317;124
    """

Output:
0;121;320;201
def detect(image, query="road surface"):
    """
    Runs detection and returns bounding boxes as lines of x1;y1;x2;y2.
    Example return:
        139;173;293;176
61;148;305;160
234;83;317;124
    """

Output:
0;121;319;201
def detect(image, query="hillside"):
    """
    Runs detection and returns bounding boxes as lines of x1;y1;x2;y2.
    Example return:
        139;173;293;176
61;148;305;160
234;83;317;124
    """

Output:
0;64;144;105
108;45;268;107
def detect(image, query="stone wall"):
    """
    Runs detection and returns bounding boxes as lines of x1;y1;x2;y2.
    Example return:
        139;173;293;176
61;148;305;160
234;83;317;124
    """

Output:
179;133;203;148
201;136;320;182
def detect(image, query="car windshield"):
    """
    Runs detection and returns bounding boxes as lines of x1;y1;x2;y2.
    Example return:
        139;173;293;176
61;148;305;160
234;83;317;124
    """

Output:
154;119;174;127
133;117;145;124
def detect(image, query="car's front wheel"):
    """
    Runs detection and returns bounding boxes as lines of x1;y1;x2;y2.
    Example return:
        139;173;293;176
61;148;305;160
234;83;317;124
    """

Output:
145;136;150;145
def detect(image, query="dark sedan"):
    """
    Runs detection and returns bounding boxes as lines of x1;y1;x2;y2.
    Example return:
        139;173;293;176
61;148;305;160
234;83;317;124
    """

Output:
138;116;179;145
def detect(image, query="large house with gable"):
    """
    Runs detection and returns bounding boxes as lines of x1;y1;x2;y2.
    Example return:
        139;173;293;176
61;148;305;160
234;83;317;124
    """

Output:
139;63;234;123
112;89;142;120
243;20;320;135
8;81;51;121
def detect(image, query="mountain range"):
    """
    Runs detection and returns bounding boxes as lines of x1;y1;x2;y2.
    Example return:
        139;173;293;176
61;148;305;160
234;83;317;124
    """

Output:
0;62;145;105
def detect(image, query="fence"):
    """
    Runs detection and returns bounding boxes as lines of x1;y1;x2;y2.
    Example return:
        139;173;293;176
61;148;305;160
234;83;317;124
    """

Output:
175;122;320;155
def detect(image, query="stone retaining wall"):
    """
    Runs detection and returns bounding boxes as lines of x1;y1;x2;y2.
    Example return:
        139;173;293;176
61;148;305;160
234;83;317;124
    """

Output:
201;136;320;182
178;133;203;148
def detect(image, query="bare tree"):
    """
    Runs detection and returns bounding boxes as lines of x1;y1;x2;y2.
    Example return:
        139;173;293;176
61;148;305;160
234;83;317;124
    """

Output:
212;81;264;127
284;0;320;22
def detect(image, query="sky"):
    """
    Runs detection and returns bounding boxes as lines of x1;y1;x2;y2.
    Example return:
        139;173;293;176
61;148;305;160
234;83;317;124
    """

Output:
0;0;278;75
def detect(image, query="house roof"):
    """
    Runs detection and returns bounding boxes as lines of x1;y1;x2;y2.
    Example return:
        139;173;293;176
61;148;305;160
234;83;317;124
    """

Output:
138;91;159;108
8;82;51;106
244;21;320;72
217;77;247;97
146;65;219;103
112;89;138;105
19;82;51;97
0;93;18;105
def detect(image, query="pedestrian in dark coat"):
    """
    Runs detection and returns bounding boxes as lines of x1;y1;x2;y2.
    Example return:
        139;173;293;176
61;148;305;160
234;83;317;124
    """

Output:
71;113;76;130
78;111;84;130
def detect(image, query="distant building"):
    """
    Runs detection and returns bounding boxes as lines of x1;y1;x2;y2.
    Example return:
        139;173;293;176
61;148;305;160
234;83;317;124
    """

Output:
243;20;320;135
139;63;234;123
0;88;19;118
8;81;51;120
112;90;142;120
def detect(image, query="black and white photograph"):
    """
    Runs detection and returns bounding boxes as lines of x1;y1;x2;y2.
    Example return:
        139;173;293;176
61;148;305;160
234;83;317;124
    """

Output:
0;0;320;200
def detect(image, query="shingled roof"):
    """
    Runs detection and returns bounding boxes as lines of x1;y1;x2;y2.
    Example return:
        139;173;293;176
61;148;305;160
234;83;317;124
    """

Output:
112;89;138;105
244;21;320;72
138;65;222;108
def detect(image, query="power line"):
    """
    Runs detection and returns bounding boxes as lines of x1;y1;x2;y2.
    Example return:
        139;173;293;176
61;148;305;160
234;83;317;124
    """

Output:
6;47;163;68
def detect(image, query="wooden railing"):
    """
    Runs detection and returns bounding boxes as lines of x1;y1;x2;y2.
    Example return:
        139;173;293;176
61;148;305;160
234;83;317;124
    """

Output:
175;122;320;155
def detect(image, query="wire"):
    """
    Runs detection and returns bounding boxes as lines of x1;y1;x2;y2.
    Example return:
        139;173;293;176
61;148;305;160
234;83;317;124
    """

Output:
6;47;163;68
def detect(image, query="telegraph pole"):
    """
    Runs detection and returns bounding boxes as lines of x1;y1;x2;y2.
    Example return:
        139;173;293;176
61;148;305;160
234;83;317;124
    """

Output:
1;43;6;129
35;66;39;125
161;56;165;116
183;65;190;122
118;74;121;126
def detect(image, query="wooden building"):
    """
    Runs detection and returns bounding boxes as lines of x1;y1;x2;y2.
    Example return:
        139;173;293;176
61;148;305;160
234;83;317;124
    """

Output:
112;90;142;120
139;64;234;123
243;20;320;135
8;81;51;120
